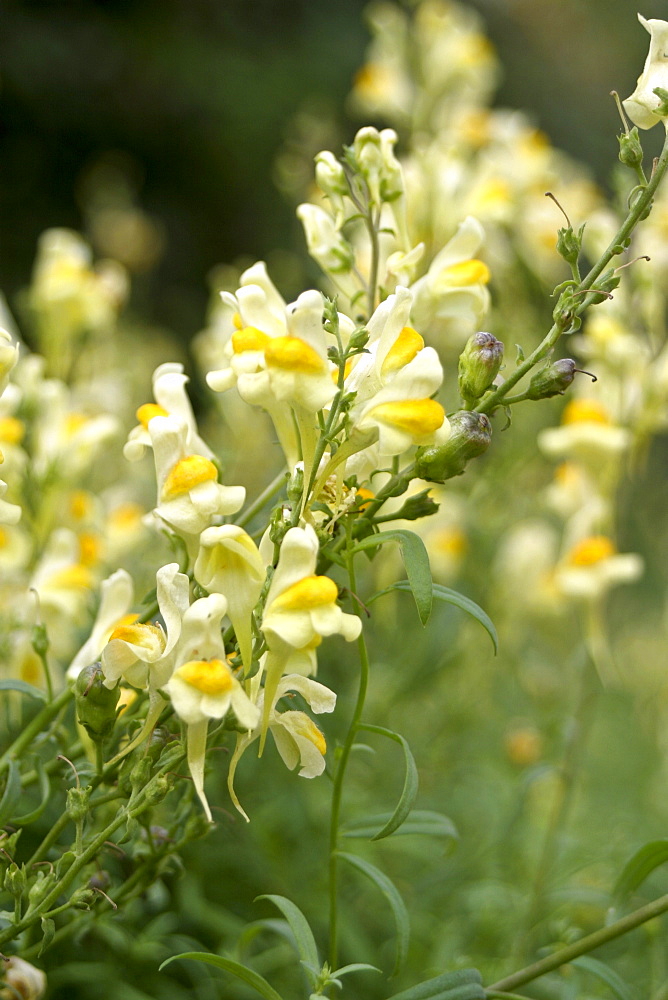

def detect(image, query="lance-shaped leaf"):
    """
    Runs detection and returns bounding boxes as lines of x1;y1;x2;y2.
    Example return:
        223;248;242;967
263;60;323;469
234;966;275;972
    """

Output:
572;955;635;1000
612;839;668;906
384;966;485;1000
336;851;409;974
0;679;48;702
356;724;418;840
352;530;433;625
160;952;284;1000
256;894;319;974
342;809;458;849
368;580;497;653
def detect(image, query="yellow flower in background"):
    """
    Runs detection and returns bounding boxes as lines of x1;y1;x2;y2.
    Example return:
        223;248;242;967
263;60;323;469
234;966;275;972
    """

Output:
554;535;643;599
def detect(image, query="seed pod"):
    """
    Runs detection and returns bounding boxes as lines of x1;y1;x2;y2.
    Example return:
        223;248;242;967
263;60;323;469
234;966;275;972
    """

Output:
74;663;120;745
415;411;492;482
526;359;577;399
458;332;504;404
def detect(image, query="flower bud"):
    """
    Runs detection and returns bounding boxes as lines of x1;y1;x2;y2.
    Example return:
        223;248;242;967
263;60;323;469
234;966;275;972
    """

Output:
4;862;26;899
415;411;492;482
556;225;584;271
315;151;348;198
74;662;120;744
618;127;644;169
526;359;577;400
69;887;97;910
66;785;91;824
28;871;56;908
391;488;440;522
458;332;504;404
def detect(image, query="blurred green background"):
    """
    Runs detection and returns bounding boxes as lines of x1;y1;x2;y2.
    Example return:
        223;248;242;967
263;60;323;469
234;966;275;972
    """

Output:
2;0;667;343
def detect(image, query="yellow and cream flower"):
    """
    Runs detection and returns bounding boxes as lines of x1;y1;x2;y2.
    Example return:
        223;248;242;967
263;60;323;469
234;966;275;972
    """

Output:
124;362;215;462
149;415;245;537
163;592;260;821
259;524;360;742
553;535;643;599
227;672;336;820
623;15;668;130
410;216;491;340
101;562;189;690
68;568;135;679
538;398;631;466
194;525;267;672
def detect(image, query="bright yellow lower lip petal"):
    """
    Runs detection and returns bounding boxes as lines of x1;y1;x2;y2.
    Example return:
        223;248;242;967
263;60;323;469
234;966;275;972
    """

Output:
176;658;233;695
47;565;94;590
381;327;425;375
369;398;445;435
265;337;326;373
136;403;169;429
438;259;490;287
0;416;25;445
232;326;271;353
108;622;163;648
162;455;218;499
272;575;338;610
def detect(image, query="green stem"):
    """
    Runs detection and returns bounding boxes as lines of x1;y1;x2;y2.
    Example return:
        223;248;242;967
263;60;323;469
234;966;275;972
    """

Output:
328;526;371;970
488;891;668;994
476;127;668;416
366;205;381;318
237;468;287;528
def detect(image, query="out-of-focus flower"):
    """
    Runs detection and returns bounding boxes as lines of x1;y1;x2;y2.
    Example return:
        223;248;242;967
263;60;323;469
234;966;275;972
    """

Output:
553;535;643;599
0;956;47;999
538;398;631;466
410;216;490;341
0;329;19;397
227;673;336;820
623;15;668;130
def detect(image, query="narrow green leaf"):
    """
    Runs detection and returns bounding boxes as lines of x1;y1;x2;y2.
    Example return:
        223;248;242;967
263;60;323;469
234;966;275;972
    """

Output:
612;839;668;904
256;894;319;972
333;962;381;978
0;679;47;702
14;758;51;825
342;810;458;847
572;955;635;1000
384;967;484;1000
356;724;418;840
159;952;284;1000
368;581;497;653
353;530;433;625
0;760;22;827
336;851;409;974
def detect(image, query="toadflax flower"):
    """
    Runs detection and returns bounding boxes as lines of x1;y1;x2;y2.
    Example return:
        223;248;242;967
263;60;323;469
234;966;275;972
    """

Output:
623;15;668;130
149;414;245;540
163;593;260;821
194;524;267;672
259;524;361;745
124;362;215;462
227;673;336;820
553;535;643;600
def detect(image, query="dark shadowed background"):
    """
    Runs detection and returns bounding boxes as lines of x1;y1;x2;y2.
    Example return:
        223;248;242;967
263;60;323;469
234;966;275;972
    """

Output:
1;0;665;342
